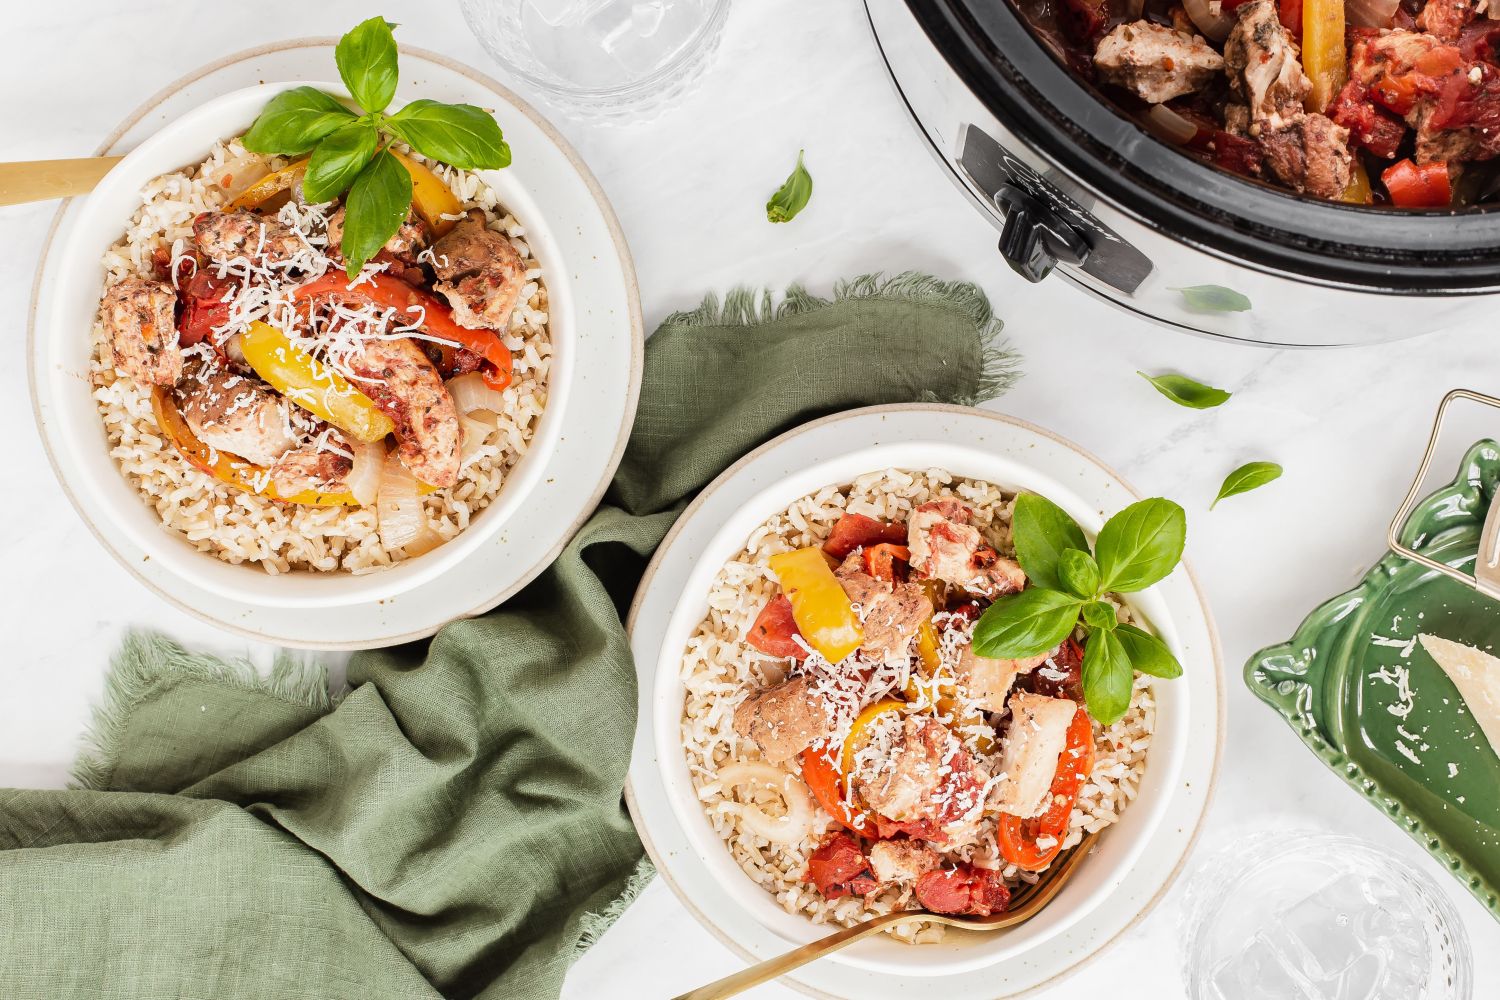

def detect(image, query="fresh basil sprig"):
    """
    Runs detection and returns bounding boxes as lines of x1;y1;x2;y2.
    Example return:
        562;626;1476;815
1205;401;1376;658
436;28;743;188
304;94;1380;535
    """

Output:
766;150;813;223
1212;461;1283;509
242;16;512;277
971;496;1186;724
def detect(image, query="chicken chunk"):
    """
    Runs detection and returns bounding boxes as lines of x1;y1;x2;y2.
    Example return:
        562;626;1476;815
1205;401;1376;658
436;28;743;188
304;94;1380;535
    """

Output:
1418;0;1479;41
269;442;353;496
954;646;1053;713
856;717;989;845
907;500;1026;597
429;209;527;332
1224;0;1313;129
732;676;834;764
176;358;295;467
994;693;1078;818
100;276;181;386
346;337;462;488
325;205;428;265
833;552;933;661
1093;21;1225;104
1257;113;1354;198
192;209;307;265
869;839;942;885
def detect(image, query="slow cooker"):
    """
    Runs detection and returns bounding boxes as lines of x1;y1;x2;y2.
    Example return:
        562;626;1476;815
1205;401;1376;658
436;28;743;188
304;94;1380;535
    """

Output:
865;0;1500;346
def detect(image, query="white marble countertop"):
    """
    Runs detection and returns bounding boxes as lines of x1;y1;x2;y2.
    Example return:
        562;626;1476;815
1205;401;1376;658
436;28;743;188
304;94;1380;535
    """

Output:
2;1;1496;996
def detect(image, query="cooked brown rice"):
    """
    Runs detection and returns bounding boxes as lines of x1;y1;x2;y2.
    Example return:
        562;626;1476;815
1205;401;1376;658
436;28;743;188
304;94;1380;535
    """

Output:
91;139;551;574
679;468;1155;943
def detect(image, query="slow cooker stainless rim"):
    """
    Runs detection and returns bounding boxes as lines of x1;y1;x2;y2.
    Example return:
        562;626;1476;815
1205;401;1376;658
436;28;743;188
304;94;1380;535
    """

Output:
909;0;1500;293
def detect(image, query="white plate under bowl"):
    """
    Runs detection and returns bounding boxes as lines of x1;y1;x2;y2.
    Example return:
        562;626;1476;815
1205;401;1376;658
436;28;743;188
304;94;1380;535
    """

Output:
626;404;1224;996
28;40;642;647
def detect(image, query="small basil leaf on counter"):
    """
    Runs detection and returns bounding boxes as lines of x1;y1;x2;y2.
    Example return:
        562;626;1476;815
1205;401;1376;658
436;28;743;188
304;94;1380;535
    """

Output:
1011;492;1090;592
385;100;511;169
1095;498;1187;593
971;588;1083;660
336;16;400;113
766;149;813;223
1212;461;1283;509
242;87;356;155
1081;600;1118;631
1174;285;1252;313
341;149;412;278
1115;623;1182;678
1082;628;1133;725
1137;371;1231;409
303;121;380;205
1058;549;1102;600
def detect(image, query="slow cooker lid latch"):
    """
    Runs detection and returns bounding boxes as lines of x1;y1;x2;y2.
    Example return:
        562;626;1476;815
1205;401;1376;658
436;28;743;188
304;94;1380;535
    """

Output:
994;183;1090;283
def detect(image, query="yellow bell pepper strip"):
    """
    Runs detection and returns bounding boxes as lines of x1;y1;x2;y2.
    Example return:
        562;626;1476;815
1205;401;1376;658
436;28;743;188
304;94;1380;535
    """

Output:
239;321;396;444
1341;160;1374;205
392;150;464;237
229;157;309;210
840;699;907;775
150;388;357;507
1301;0;1347;114
767;547;863;662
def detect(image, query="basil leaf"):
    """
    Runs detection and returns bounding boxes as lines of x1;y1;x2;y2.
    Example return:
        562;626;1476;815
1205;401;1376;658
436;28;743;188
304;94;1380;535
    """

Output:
385;99;511;169
242;86;356;155
303;121;380;205
766;149;813;223
341;149;412;278
1174;284;1251;313
1212;461;1283;510
971;588;1082;660
1095;498;1187;594
1058;549;1101;600
1082;600;1117;631
1137;371;1231;409
1011;493;1090;592
336;16;400;113
1115;623;1182;678
1082;629;1134;725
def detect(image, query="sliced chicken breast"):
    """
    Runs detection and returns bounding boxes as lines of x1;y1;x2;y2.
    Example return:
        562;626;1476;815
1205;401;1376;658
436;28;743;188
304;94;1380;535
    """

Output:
177;358;295;467
100;276;181;386
346;337;461;488
429;209;527;331
732;676;835;764
994;692;1078;818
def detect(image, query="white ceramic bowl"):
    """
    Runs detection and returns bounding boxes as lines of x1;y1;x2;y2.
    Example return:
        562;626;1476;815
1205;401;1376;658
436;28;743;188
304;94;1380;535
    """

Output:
33;82;572;610
627;405;1223;993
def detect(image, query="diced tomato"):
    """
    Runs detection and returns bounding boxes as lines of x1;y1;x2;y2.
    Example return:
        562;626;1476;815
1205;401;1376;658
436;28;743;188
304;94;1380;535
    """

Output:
805;833;878;900
1415;45;1465;77
1370;71;1421;115
872;815;943;842
1327;80;1408;159
914;864;1012;916
1381;158;1453;206
176;268;238;347
1457;20;1500;62
822;513;908;560
1023;636;1085;702
1428;62;1500;138
1211;131;1264;177
746;595;806;660
1059;0;1109;41
863;543;910;583
1278;0;1303;38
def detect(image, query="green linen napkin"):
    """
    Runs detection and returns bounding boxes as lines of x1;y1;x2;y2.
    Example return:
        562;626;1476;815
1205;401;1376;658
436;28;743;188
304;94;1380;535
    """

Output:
0;273;1016;1000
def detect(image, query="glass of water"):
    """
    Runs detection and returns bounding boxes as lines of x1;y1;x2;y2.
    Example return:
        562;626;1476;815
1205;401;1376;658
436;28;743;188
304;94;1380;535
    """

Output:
1182;832;1471;1000
458;0;732;124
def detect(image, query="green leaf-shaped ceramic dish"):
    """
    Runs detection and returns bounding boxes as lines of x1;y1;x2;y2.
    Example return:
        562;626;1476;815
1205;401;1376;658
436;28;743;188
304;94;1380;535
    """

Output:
1246;439;1500;917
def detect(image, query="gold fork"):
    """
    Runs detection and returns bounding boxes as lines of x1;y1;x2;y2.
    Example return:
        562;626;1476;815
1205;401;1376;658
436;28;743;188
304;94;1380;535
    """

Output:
0;156;122;207
672;830;1100;1000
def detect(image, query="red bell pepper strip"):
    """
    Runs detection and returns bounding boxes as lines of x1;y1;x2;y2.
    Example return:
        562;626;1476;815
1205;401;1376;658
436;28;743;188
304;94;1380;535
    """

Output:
293;273;513;390
997;706;1096;871
862;543;910;583
1381;158;1452;207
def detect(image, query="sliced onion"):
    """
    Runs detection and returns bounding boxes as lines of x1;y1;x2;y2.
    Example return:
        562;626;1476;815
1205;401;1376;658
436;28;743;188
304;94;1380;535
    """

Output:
347;440;384;507
377;450;424;550
402;525;446;557
445;371;508;415
1145;104;1202;145
458;412;493;466
1346;0;1401;27
1183;0;1236;40
714;762;817;845
211;152;271;202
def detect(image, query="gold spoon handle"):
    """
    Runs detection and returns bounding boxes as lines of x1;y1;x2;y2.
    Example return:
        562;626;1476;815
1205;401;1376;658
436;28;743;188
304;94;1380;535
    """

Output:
671;909;919;1000
0;156;123;207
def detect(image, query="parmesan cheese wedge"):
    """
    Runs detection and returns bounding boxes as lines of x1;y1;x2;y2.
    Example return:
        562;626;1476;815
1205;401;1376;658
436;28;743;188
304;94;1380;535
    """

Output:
1417;634;1500;757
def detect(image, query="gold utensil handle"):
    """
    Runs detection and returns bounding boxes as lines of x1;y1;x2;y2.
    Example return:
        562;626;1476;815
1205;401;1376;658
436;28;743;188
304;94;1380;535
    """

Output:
671;909;918;1000
0;156;123;207
1387;388;1500;600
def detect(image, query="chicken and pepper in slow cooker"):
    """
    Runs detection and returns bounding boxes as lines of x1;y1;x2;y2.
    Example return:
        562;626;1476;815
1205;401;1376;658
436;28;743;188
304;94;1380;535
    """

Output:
1013;0;1500;205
